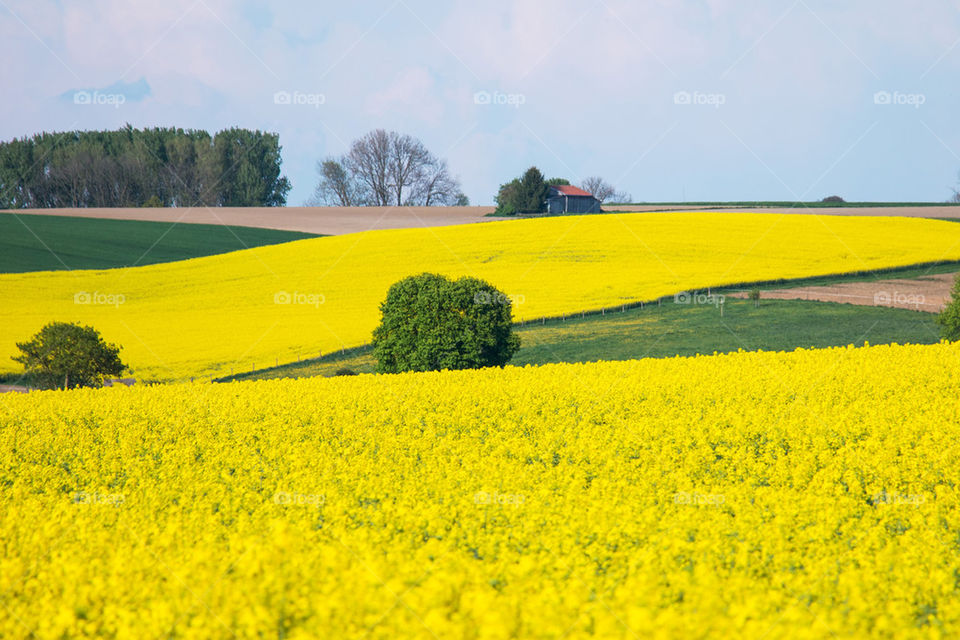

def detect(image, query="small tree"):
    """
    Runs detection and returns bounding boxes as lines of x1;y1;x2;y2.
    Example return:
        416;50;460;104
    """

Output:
580;177;616;203
748;288;761;308
372;273;520;373
308;158;365;206
515;167;548;213
494;168;553;214
937;274;960;340
494;178;521;215
13;322;125;389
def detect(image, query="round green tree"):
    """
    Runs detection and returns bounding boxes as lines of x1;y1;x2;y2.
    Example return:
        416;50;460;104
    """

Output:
937;274;960;340
13;321;125;389
372;273;521;373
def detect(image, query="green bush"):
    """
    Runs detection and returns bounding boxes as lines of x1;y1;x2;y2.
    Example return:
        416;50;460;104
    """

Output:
494;166;549;214
494;179;520;215
13;321;125;389
937;274;960;340
372;273;520;373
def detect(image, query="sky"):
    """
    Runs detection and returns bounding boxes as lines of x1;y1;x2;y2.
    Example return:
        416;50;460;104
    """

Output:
1;0;958;206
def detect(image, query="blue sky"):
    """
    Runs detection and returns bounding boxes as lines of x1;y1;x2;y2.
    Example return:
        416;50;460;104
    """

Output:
1;0;958;205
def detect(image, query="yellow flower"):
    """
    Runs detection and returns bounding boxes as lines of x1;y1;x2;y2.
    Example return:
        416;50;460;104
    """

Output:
2;341;958;637
3;212;959;381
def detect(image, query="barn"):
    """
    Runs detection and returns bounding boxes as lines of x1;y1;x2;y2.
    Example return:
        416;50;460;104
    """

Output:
546;185;602;214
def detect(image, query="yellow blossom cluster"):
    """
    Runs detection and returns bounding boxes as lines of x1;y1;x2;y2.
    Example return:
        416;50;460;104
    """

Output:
2;341;958;638
2;212;960;380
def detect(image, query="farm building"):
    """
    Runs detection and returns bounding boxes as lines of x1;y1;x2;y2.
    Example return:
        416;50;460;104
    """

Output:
547;185;602;214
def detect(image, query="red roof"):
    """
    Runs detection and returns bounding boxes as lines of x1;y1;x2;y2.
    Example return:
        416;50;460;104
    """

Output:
550;184;594;197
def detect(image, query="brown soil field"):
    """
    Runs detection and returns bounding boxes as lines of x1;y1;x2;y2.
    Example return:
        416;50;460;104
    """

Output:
6;206;503;236
729;272;956;312
6;205;960;236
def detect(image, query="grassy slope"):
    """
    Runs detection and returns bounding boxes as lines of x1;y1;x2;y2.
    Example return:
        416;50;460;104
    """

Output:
222;297;939;381
0;213;317;272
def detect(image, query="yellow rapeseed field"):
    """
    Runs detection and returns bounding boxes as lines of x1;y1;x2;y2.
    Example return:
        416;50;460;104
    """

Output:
3;212;960;381
1;342;958;638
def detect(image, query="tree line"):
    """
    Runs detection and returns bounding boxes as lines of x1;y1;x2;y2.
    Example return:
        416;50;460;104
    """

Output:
0;125;291;208
0;125;642;211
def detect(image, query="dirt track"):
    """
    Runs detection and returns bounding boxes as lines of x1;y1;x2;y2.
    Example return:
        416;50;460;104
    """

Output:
6;206;504;236
6;205;960;236
0;384;28;394
729;272;956;312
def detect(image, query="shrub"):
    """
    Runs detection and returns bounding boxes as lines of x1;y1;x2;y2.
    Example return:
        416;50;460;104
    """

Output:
141;195;164;208
494;179;520;215
332;367;359;376
937;274;960;340
821;195;845;204
13;321;125;389
372;273;520;373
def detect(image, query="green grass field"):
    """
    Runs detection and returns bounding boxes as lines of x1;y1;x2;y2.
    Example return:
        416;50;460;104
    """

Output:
219;297;940;381
0;213;317;273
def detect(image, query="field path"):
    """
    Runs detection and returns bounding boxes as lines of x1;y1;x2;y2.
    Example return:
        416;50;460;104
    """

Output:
6;206;504;235
0;384;28;394
6;204;960;235
729;272;956;312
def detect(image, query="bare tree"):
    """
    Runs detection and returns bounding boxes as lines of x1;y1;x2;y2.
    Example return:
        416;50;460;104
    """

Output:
409;158;461;206
580;176;616;203
610;191;632;204
308;157;365;206
388;133;432;206
319;129;463;207
345;129;392;205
